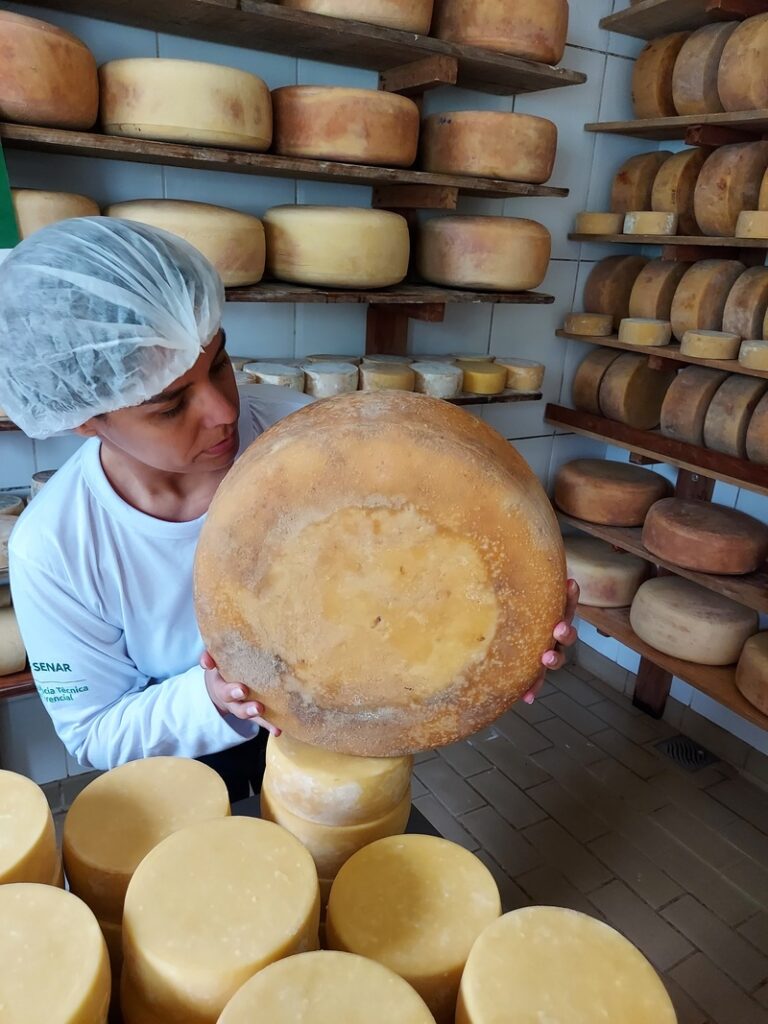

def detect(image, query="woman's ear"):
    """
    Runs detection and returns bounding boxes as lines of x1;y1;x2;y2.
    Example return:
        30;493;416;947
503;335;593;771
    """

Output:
73;417;102;438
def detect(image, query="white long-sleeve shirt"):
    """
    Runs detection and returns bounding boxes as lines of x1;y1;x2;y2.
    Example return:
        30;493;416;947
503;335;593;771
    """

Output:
9;385;312;771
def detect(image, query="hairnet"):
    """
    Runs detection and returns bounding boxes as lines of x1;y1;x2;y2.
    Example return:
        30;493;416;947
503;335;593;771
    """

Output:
0;216;224;438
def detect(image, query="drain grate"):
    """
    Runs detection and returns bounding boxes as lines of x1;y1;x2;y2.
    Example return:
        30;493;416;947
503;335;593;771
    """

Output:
654;735;718;772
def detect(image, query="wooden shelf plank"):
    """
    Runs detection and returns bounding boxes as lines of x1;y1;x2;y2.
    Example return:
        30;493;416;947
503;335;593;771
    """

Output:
18;0;586;96
226;282;555;304
577;604;768;732
0;124;569;201
0;670;35;700
570;232;768;249
450;390;541;406
599;0;768;41
0;421;19;432
585;109;768;140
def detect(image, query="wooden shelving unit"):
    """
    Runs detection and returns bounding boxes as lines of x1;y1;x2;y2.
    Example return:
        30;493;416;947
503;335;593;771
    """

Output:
599;0;768;41
569;232;768;249
585;109;768;141
226;283;554;305
0;670;35;699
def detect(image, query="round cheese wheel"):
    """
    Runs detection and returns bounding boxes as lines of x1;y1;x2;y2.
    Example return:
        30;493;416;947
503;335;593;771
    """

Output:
452;353;495;363
306;354;362;366
364;354;415;365
736;633;768;716
0;770;58;885
739;339;768;370
718;13;768;112
272;86;419;168
30;469;56;499
0;606;25;675
650;148;708;235
598;352;676;429
265;206;409;289
460;362;508;395
643;498;768;575
623;211;678;235
359;363;415;392
554;459;672;527
610;152;672;214
660;366;729;446
722;266;768;340
63;757;230;923
100;58;272;151
629;259;688;321
0;494;23;516
632;32;690;118
275;0;434;33
746;391;768;463
496;358;545;393
583;255;648;329
229;355;252;370
457;907;676;1024
565;538;649;608
0;884;111;1024
420;111;557;185
630;577;758;665
327;835;500;1022
736;210;768;238
681;330;741;359
194;392;566;756
417;216;550;292
0;11;98;130
0;515;18;573
672;22;739;115
572;349;623;415
243;362;305;390
432;0;568;64
11;189;100;240
106;199;266;287
122;818;320;1021
573;212;625;234
563;312;614;337
412;362;464;399
670;259;745;341
618;318;672;347
694;143;768;237
302;362;359;398
703;374;768;456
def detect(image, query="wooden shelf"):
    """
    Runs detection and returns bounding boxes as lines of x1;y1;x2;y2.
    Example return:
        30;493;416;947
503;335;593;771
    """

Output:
0;670;35;700
0;421;18;432
226;282;555;304
450;390;541;406
599;0;768;40
585;109;768;141
19;0;586;96
569;232;768;249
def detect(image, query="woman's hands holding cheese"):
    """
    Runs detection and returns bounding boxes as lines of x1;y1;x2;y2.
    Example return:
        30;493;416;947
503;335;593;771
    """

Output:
201;651;281;735
523;578;580;704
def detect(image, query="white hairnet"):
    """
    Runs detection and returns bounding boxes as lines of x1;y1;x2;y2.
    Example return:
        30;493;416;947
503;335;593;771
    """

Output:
0;216;224;438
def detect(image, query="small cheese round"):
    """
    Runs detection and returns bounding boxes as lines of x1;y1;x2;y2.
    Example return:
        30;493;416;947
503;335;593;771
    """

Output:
718;13;768;112
598;352;676;429
0;494;24;516
275;0;434;33
0;770;58;885
0;516;18;573
565;538;649;608
0;606;25;675
618;318;672;347
302;362;359;398
563;312;614;337
229;355;252;370
660;366;729;446
452;353;495;363
572;349;623;415
630;577;758;665
496;358;545;393
736;633;768;716
643;498;768;575
681;329;742;360
306;354;362;366
610;152;672;214
363;354;415;365
694;142;768;237
650;148;708;235
632;32;690;118
746;391;768;463
623;211;678;235
459;362;508;395
432;0;568;63
359;363;415;392
244;362;305;391
722;266;768;340
735;210;768;238
629;259;688;321
670;259;745;341
573;212;625;234
704;374;768;456
30;469;56;499
11;189;100;240
554;459;671;527
672;22;739;115
583;256;648;329
412;361;464;399
739;339;768;370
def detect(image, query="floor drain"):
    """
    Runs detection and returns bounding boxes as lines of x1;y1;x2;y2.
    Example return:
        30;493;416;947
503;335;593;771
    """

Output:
654;735;719;772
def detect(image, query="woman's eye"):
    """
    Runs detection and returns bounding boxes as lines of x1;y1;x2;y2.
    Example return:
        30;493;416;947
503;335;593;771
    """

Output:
160;400;185;419
212;358;229;375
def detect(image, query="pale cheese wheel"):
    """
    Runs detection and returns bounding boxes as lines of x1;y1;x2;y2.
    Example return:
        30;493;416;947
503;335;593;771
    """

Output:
194;392;566;756
628;259;688;321
660;365;729;446
459;362;508;395
563;312;614;337
228;355;252;370
573;212;625;234
703;374;768;456
243;362;305;391
583;255;648;329
63;757;230;923
0;770;58;885
610;152;672;214
680;329;741;360
650;147;708;235
739;339;768;370
630;577;758;665
100;58;272;151
672;22;739;115
417;216;551;292
618;317;672;347
694;142;768;237
412;362;464;399
632;32;690;117
122;818;320;1022
359;363;415;392
572;349;623;415
735;210;768;238
553;459;672;527
307;354;362;366
302;362;359;398
234;370;254;386
623;211;678;235
456;907;676;1024
420;111;557;185
30;469;56;499
432;0;568;64
106;200;266;287
0;515;17;573
272;86;419;168
496;358;545;393
276;0;434;33
746;391;768;463
670;259;745;341
0;605;25;675
12;189;100;240
0;494;24;516
598;352;676;429
642;498;768;575
736;633;768;716
0;11;98;129
264;206;409;289
0;884;111;1024
718;13;768;112
363;354;415;365
564;538;649;608
327;835;500;1023
723;266;768;340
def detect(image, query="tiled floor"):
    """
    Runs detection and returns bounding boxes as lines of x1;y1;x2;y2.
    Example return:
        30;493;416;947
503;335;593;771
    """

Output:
412;664;768;1024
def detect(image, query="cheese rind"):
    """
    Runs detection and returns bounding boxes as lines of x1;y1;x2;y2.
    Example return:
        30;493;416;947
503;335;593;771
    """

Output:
459;362;508;395
660;366;729;446
736;633;768;716
670;259;745;341
610;152;672;214
0;770;58;885
306;354;362;366
276;0;434;33
643;498;768;574
672;22;739;115
617;317;672;347
359;363;415;392
746;391;768;463
572;349;622;415
680;329;741;359
12;189;100;239
496;358;545;393
0;606;26;675
703;374;768;456
302;362;359;398
554;459;672;527
564;538;649;608
735;210;768;238
243;363;305;391
717;13;768;112
623;211;678;235
650;147;708;235
722;266;768;340
694;142;768;236
629;259;688;321
563;312;614;337
632;32;690;118
598;353;676;429
412;362;464;399
0;494;23;516
363;354;415;365
739;339;768;370
583;255;648;328
432;0;568;63
573;212;625;234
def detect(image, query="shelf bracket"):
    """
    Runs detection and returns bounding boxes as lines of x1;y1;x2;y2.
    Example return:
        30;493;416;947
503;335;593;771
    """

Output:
372;185;459;210
379;56;459;96
632;659;673;719
365;303;446;355
674;468;716;502
705;0;768;19
684;124;762;148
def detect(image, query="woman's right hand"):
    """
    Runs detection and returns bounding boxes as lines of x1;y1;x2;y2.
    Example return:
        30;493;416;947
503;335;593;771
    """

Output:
201;651;281;735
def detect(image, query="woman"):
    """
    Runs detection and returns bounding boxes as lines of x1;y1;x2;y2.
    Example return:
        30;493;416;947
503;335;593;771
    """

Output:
0;218;577;800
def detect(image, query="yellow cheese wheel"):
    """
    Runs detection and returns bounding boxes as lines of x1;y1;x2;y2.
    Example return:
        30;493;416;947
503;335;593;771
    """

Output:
736;633;768;715
0;605;26;675
723;266;768;340
420;111;557;185
739;339;768;370
554;459;672;527
736;210;768;238
194;392;566;756
359;363;415;392
459;362;508;395
106;200;266;287
623;211;678;235
432;0;568;64
0;770;58;885
746;391;768;463
0;11;98;130
457;907;676;1024
583;255;648;329
302;362;359;398
610;152;672;214
670;259;745;341
496;358;545;393
412;362;464;399
628;259;688;321
694;142;768;237
563;312;614;337
660;365;729;446
672;22;739;115
100;58;272;151
276;0;434;33
632;32;690;118
704;374;768;456
617;317;672;346
650;147;708;235
598;353;676;429
12;189;100;240
244;362;305;390
265;206;409;288
718;13;768;112
680;329;741;359
565;538;649;608
572;349;622;415
573;212;625;234
417;216;550;292
272;86;419;167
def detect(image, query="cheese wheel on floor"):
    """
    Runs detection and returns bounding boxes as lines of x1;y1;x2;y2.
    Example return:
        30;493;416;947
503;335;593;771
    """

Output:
302;362;359;398
723;266;768;340
417;217;550;292
272;86;419;167
672;22;738;115
106;200;266;287
630;577;758;665
12;189;100;240
456;907;676;1024
565;538;649;608
573;212;625;234
736;210;768;238
420;111;557;184
618;317;672;346
563;312;614;337
670;259;745;341
694;142;768;236
739;339;768;370
276;0;434;33
496;358;545;393
100;58;272;150
412;362;463;399
0;770;58;885
629;259;688;321
572;348;622;415
63;757;230;923
736;633;768;716
553;459;672;527
623;211;677;235
703;374;768;456
643;498;768;574
718;13;768;112
681;330;741;360
0;11;98;129
194;392;566;756
244;362;305;390
610;152;672;214
265;206;409;289
0;606;26;675
327;835;500;1023
660;366;729;446
583;255;648;329
632;32;690;118
746;391;768;463
432;0;568;64
359;363;415;392
598;353;676;430
650;147;708;235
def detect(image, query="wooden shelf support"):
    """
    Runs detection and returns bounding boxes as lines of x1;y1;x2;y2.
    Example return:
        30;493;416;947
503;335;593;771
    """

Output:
379;56;458;95
372;185;459;210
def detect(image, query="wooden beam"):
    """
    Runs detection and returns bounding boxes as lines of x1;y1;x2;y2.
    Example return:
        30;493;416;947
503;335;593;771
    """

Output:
675;468;716;502
365;306;409;355
379;56;458;95
633;658;673;719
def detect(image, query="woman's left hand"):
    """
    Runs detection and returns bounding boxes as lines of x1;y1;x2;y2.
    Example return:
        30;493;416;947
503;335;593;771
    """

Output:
521;578;580;705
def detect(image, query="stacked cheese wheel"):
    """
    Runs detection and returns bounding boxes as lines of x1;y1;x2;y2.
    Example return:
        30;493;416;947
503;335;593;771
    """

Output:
0;770;62;887
571;346;675;430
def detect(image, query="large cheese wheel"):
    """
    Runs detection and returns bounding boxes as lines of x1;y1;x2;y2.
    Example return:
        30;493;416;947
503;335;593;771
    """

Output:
572;348;622;415
739;339;768;370
598;353;676;430
327;835;500;1023
583;255;648;329
630;577;758;665
0;884;111;1024
417;216;550;292
694;143;768;237
553;459;672;527
650;148;708;235
106;200;266;287
456;907;676;1024
746;391;768;464
617;317;672;347
63;757;230;923
194;392;566;756
0;770;58;885
0;606;26;675
460;362;508;395
643;498;768;575
736;210;768;238
681;329;741;359
672;22;739;115
670;259;745;341
564;538;649;608
629;259;688;321
12;189;100;240
359;363;415;392
497;358;545;393
736;633;768;715
432;0;568;64
276;0;434;33
122;818;320;1023
718;14;768;112
0;11;98;129
703;374;768;456
420;111;557;185
610;152;672;214
563;312;614;337
264;206;409;289
660;366;729;446
272;87;419;168
722;266;768;340
632;32;690;118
